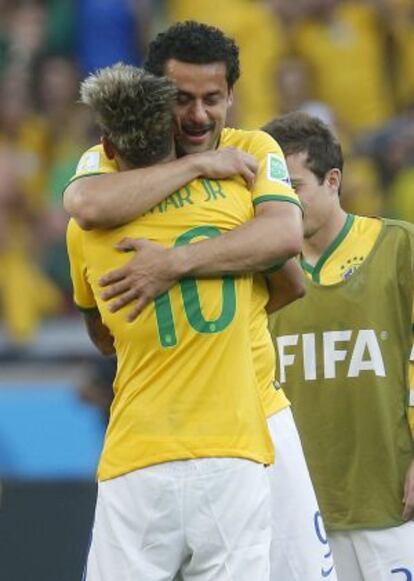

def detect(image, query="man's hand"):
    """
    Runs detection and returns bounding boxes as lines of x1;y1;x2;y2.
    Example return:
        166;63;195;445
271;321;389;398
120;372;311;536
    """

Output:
402;458;414;520
194;147;259;189
100;238;179;321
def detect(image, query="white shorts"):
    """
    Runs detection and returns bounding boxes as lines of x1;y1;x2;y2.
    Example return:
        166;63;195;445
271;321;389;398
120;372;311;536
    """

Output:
83;457;271;581
328;520;414;580
267;407;337;580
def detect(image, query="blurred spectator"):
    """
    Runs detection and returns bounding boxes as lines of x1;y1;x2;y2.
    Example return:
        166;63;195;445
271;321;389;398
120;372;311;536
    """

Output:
291;0;394;134
6;1;47;74
0;74;62;346
45;0;75;56
275;57;314;116
341;155;387;217
75;0;153;76
385;0;414;111
275;55;337;130
35;55;96;298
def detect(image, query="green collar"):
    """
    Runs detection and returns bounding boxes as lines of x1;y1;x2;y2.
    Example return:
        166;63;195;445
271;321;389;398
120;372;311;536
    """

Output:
301;213;355;283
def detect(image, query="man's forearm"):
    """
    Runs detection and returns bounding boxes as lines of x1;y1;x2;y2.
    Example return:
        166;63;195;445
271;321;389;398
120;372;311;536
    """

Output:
265;259;306;314
64;156;203;230
83;310;115;356
172;202;303;277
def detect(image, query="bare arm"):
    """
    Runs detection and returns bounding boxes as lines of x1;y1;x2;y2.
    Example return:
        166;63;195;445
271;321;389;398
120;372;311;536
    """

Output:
100;201;303;320
83;310;115;356
63;148;258;230
265;259;306;314
172;201;303;276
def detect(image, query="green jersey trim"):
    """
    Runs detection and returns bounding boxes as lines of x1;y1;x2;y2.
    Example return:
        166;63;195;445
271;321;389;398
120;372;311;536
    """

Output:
61;171;107;196
301;213;355;283
76;304;99;314
253;195;303;213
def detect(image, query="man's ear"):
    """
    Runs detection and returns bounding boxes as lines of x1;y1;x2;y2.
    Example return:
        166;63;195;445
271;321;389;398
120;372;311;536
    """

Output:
326;168;342;193
227;87;234;108
101;136;116;160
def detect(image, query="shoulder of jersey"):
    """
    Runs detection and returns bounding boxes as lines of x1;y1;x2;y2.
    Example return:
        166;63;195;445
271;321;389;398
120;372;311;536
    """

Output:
382;217;414;236
220;127;270;148
75;143;117;176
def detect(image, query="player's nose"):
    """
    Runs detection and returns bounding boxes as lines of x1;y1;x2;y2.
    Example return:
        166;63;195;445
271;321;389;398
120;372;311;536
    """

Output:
189;101;209;125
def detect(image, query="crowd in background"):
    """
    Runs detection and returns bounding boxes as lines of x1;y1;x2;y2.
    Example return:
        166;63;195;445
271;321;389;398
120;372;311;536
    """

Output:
0;0;413;347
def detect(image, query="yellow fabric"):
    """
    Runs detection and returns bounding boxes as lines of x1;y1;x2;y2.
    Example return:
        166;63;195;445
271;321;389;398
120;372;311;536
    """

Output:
0;246;62;343
71;131;300;420
293;3;393;131
0;129;61;344
341;156;385;217
251;274;291;416
304;215;382;285
303;215;414;438
388;167;414;222
390;2;414;109
67;176;277;480
167;0;287;128
220;129;298;415
70;144;119;180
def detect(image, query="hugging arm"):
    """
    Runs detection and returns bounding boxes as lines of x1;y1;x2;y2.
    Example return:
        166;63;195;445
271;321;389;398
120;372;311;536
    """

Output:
64;148;258;230
83;309;115;356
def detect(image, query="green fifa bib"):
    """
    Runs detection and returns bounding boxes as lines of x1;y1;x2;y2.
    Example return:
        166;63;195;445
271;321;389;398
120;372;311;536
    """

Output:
270;220;414;530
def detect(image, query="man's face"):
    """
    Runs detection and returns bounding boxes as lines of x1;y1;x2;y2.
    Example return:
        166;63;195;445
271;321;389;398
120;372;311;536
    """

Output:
286;151;335;239
164;59;233;155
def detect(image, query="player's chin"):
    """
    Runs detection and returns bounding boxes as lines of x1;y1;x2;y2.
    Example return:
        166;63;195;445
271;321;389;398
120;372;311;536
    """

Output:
179;137;213;155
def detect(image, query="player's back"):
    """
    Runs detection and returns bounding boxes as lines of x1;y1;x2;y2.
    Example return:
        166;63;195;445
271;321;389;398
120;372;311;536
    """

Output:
67;177;274;480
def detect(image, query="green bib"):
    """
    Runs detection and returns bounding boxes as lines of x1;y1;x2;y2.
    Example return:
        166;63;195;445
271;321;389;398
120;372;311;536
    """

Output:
270;219;414;530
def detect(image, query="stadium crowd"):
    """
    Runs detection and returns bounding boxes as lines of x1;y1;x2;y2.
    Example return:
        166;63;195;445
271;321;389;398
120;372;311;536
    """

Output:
0;0;413;347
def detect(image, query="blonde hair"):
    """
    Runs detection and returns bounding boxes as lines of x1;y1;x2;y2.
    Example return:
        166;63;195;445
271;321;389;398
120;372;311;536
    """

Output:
80;63;177;167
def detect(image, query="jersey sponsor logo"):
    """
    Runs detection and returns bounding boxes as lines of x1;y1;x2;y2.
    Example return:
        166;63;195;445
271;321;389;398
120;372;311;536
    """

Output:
266;153;291;185
76;151;101;174
276;329;387;382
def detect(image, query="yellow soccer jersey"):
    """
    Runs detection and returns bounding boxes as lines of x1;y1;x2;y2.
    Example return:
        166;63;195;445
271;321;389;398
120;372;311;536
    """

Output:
69;131;300;418
67;176;279;480
220;128;298;415
301;214;382;285
301;214;414;437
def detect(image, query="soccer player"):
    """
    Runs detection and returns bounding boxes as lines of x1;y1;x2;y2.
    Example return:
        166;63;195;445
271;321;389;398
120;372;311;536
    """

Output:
265;111;414;581
65;22;334;580
68;64;281;580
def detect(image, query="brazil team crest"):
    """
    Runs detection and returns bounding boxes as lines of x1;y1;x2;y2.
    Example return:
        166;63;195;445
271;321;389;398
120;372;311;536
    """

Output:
340;256;365;280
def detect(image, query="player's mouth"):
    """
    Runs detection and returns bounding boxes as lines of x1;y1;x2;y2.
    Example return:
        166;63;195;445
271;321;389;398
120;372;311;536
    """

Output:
181;124;214;144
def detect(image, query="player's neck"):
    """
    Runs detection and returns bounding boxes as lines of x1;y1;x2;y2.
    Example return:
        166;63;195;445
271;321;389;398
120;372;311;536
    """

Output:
302;208;349;266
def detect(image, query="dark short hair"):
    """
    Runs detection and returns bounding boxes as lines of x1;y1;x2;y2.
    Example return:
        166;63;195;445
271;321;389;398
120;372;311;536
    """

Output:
145;20;240;88
262;112;343;184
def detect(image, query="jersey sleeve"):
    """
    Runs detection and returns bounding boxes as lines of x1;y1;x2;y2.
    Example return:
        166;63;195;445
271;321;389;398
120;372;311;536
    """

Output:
66;219;97;311
246;131;303;211
65;144;119;188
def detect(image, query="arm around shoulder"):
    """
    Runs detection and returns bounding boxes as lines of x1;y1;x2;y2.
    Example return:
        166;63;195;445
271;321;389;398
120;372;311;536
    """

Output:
172;199;304;277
